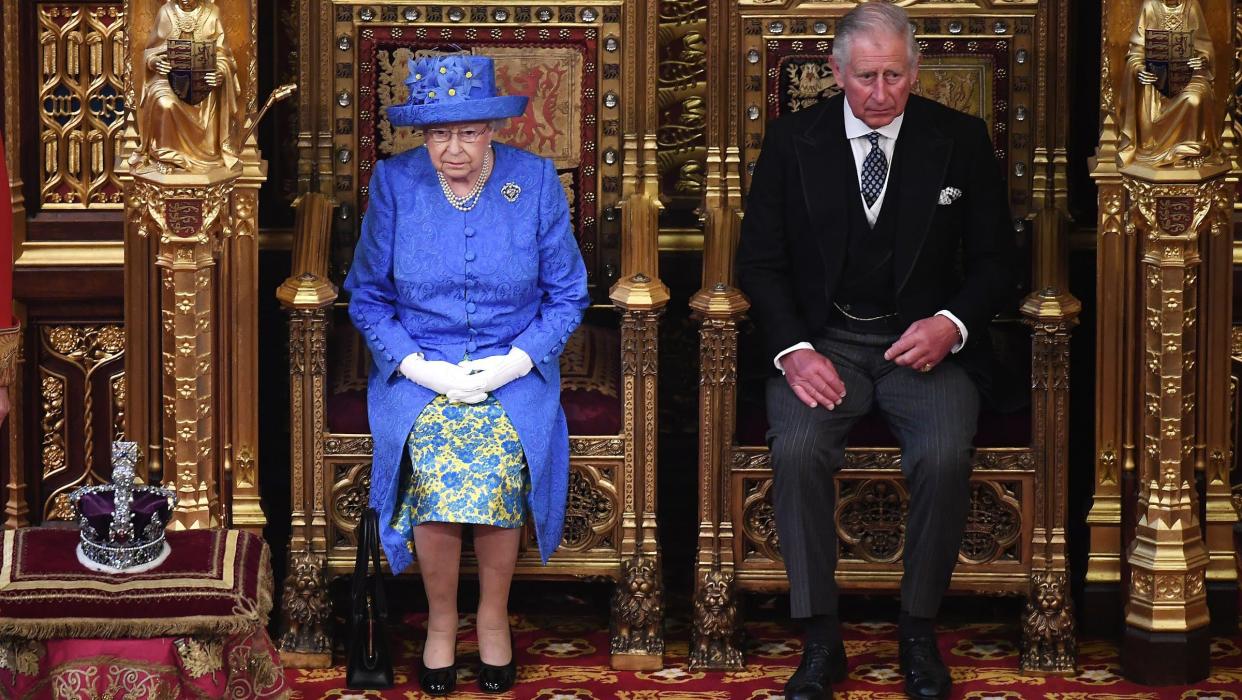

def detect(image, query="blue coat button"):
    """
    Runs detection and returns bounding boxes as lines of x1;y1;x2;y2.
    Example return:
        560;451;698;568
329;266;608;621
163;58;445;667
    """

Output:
542;355;551;364
464;227;475;237
465;251;476;262
466;341;477;352
466;302;477;313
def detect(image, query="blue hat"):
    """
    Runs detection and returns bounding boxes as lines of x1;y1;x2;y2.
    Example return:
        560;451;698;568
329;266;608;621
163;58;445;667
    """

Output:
386;55;529;128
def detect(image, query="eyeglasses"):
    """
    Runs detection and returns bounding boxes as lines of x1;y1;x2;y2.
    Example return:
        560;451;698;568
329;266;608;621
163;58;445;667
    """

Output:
424;126;490;143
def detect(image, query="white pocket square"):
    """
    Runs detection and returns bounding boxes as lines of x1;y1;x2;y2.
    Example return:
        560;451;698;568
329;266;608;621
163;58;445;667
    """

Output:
938;186;963;205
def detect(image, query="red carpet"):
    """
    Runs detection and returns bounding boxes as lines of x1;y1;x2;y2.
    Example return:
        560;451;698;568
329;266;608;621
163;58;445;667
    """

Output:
286;591;1242;699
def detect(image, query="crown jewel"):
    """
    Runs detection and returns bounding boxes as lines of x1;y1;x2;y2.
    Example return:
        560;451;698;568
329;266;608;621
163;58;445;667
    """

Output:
69;442;178;573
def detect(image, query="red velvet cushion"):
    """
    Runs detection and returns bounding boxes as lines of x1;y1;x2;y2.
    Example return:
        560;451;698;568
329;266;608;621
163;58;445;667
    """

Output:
325;323;623;436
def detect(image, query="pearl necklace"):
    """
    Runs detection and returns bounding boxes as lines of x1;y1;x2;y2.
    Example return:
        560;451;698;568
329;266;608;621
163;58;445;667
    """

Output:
436;149;493;212
171;2;204;36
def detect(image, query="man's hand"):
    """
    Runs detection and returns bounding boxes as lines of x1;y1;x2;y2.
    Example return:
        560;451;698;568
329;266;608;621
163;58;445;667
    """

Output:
1188;55;1207;70
154;56;173;76
399;354;484;397
1137;70;1158;85
780;348;846;409
203;70;221;87
884;315;959;372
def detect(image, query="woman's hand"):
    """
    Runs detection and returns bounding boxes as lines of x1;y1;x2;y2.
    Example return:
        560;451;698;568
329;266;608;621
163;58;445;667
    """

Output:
457;347;534;394
399;354;484;396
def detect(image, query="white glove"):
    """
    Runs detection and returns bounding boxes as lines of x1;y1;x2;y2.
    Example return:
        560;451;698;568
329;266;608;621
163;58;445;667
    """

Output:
399;354;483;397
445;387;490;404
456;347;534;394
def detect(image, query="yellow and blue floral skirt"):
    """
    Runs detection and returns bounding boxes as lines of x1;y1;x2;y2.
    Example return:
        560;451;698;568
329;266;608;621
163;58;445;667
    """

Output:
391;395;530;550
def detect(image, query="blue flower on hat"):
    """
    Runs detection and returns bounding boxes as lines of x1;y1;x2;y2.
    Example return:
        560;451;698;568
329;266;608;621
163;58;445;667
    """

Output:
402;58;430;101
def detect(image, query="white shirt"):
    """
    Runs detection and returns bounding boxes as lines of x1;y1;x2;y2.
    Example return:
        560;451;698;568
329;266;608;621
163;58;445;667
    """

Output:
771;97;967;372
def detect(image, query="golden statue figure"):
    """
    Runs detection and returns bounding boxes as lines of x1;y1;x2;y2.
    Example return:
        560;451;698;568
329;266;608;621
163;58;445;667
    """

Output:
1118;0;1221;168
131;0;242;172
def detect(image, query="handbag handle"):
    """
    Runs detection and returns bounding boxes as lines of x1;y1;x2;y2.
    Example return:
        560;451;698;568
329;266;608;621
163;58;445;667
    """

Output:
366;509;388;623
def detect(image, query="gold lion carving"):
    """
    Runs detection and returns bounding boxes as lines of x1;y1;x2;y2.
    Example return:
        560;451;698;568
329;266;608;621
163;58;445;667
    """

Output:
610;555;664;654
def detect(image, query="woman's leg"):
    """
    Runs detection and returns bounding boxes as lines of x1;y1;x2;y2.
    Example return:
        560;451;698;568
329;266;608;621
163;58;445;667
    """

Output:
473;524;523;665
413;522;464;668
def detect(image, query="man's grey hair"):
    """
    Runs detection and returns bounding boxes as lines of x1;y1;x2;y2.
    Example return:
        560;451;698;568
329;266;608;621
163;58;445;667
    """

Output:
832;2;920;69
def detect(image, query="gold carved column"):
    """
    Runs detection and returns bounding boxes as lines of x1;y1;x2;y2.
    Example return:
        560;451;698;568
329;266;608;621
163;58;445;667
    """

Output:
1091;3;1239;671
276;191;334;667
126;171;234;528
688;0;746;671
1119;166;1230;683
608;0;669;671
118;0;287;533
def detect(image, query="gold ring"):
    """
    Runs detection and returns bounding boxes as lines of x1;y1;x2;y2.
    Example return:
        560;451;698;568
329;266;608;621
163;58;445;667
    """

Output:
921;363;933;372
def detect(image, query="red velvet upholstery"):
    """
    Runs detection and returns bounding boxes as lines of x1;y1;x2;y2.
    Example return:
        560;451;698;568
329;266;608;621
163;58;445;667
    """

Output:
326;322;623;436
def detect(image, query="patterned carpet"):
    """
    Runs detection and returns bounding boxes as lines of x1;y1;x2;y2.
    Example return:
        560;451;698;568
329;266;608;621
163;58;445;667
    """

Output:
284;586;1242;699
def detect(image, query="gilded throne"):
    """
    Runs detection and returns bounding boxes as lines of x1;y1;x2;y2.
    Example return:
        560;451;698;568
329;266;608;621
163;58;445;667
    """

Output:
689;2;1078;675
276;1;667;670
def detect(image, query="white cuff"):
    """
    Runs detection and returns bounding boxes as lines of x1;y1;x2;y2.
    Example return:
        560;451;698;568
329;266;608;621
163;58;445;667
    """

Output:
774;342;815;374
935;310;967;353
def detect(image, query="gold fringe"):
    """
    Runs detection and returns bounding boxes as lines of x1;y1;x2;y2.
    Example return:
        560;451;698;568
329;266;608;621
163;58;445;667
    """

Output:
0;614;264;641
0;324;19;388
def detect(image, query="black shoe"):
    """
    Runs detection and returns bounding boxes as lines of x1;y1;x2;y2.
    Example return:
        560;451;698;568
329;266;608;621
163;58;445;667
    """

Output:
784;640;848;700
478;636;518;694
478;655;517;694
419;664;457;696
898;635;951;699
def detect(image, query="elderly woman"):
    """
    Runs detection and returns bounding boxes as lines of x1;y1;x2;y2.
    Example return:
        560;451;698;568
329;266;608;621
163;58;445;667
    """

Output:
345;54;588;696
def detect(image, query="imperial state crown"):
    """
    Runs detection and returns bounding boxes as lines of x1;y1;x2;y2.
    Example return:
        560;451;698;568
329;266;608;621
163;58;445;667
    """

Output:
69;442;178;573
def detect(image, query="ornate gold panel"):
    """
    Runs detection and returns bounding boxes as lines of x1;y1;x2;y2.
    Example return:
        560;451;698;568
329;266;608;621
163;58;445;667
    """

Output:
39;370;67;481
329;460;371;547
562;463;618;551
656;0;707;212
737;469;1029;568
36;3;127;208
37;324;126;520
110;374;126;441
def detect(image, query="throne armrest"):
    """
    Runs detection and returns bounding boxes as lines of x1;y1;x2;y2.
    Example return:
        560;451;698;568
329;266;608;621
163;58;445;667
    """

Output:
277;191;338;311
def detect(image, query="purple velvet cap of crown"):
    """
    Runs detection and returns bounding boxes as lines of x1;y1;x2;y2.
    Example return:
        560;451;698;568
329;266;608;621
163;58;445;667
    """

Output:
78;490;172;543
387;55;528;128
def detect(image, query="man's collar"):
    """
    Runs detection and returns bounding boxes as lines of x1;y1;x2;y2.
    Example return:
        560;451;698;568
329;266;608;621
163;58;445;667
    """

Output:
842;96;904;141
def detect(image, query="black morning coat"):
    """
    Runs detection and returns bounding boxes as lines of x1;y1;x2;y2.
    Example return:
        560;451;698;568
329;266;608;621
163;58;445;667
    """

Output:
736;93;1018;392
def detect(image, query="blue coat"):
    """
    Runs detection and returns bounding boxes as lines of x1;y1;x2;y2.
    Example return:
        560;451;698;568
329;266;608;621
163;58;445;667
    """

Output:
344;142;589;572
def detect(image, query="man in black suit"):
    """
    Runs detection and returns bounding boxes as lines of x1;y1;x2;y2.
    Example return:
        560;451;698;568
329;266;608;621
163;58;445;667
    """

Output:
736;3;1015;699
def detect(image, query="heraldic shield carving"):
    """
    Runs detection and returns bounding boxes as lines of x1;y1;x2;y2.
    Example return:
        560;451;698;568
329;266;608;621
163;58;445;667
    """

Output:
165;39;216;106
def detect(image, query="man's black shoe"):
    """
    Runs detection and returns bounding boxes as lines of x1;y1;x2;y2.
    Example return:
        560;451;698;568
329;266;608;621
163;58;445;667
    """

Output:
898;635;951;699
784;640;848;700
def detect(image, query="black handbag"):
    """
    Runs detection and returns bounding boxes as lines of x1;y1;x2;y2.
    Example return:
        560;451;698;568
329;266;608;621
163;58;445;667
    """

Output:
346;508;394;689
